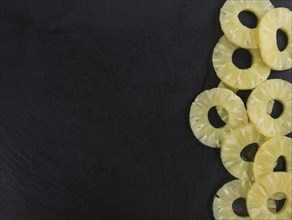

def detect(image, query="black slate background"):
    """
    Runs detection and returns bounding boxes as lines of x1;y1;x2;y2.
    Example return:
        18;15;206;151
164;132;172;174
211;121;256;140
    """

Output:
0;1;291;220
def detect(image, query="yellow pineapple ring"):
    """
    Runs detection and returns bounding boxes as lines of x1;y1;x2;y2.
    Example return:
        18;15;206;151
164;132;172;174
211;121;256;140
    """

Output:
213;179;252;220
189;88;248;148
253;137;292;182
247;79;292;137
212;36;271;90
258;8;292;70
220;0;273;49
221;123;266;181
247;172;292;219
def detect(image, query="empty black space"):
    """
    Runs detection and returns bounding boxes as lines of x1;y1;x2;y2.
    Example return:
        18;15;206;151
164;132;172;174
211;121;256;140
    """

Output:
274;198;287;213
238;11;257;29
277;29;288;51
240;143;259;162
208;107;226;128
236;90;252;107
0;1;227;220
232;49;252;69
270;100;283;119
0;1;291;220
287;132;292;138
273;156;287;172
232;198;249;217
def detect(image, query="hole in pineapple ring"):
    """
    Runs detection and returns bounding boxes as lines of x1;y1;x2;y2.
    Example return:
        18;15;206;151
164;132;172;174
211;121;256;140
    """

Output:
238;10;258;29
276;29;288;52
268;99;283;119
273;156;287;172
236;90;252;108
208;106;228;128
232;198;249;217
240;143;259;162
267;192;287;213
232;48;252;69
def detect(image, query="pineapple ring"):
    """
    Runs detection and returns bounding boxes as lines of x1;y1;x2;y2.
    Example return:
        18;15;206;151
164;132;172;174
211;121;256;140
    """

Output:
212;36;271;90
247;172;292;219
221;123;266;181
219;0;274;49
213;179;252;220
258;8;292;70
189;88;248;148
247;79;292;137
253;137;292;182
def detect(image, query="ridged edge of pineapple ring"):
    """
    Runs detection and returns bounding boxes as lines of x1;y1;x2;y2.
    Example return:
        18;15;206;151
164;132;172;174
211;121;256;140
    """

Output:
213;179;252;220
220;0;274;49
258;7;292;70
253;136;292;182
212;36;271;90
246;172;292;219
247;79;292;137
189;88;248;148
221;123;267;181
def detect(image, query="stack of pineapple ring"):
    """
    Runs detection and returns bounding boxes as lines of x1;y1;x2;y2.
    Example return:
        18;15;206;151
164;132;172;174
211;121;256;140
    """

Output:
189;0;292;219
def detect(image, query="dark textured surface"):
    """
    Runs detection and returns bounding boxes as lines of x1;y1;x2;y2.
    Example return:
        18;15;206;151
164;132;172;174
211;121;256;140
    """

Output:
0;1;291;220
